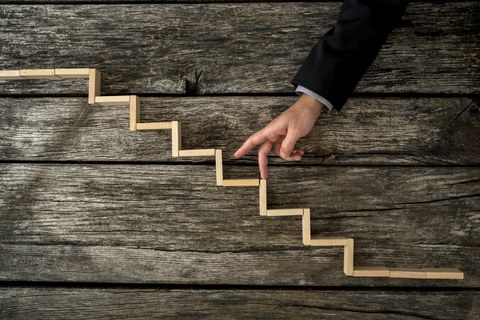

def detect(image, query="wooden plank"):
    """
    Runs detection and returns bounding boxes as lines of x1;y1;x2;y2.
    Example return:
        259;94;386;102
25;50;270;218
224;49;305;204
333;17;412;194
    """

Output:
88;69;100;105
266;208;304;216
390;268;427;279
302;208;310;245
136;122;172;130
344;238;354;276
0;287;477;320
19;69;59;79
0;70;22;80
423;268;464;280
0;164;477;286
171;121;181;157
223;179;260;187
94;96;130;106
54;68;90;79
1;97;477;164
178;149;216;157
0;3;477;95
129;95;140;131
353;266;390;278
215;149;223;186
310;237;348;246
259;179;267;216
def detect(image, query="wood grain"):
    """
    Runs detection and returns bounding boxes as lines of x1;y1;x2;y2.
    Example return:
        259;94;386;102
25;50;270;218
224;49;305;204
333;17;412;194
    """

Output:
0;2;477;95
0;287;477;320
0;96;478;164
0;164;478;286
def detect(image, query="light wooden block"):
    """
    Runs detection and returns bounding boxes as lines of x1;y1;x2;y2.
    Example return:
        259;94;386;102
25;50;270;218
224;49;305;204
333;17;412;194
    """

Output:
88;69;101;105
343;238;354;276
310;237;347;246
20;69;59;79
222;179;260;187
179;149;216;157
136;122;172;130
266;208;303;216
94;96;131;106
129;95;140;131
302;208;311;245
259;179;267;216
54;68;90;78
353;266;390;277
0;70;22;80
171;121;181;157
215;150;223;186
389;268;427;279
422;268;464;280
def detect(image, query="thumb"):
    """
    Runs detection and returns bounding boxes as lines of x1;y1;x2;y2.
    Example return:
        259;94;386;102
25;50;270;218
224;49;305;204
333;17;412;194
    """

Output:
280;130;300;159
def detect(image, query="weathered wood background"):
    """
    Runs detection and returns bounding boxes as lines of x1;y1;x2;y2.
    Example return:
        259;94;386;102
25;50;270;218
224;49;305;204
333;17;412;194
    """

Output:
0;1;479;319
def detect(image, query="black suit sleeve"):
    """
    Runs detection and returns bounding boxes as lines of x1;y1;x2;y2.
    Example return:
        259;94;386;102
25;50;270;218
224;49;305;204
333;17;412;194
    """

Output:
292;0;408;112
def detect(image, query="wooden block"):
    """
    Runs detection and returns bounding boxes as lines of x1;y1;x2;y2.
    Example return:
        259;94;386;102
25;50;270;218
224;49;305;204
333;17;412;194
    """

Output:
422;268;464;280
259;179;267;216
215;150;223;186
129;95;140;131
353;266;390;277
302;208;311;245
343;238;354;276
88;69;101;105
94;96;131;106
54;68;90;78
222;179;260;187
19;69;59;79
171;121;181;157
389;268;427;279
178;149;216;157
136;122;172;131
310;237;347;246
266;208;303;216
0;70;22;80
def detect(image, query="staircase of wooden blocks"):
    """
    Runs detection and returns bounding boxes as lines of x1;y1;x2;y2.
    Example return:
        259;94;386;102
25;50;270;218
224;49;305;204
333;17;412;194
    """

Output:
0;68;464;280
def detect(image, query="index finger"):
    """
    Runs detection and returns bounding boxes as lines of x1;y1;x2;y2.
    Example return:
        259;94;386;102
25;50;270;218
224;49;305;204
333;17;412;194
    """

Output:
234;130;268;158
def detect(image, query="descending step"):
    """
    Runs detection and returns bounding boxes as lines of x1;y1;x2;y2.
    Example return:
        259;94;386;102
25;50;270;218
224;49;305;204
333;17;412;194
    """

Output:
0;68;465;280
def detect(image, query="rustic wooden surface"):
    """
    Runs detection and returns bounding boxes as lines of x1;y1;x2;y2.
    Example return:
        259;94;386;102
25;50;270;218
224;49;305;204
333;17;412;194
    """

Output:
0;2;478;95
0;287;478;320
0;1;479;318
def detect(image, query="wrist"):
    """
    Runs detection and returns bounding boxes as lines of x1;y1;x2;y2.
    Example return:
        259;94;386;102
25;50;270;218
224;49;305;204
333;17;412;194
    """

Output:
298;93;324;117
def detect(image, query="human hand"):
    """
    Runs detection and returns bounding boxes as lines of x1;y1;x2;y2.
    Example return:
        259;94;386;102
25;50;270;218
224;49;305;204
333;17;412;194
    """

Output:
234;93;324;179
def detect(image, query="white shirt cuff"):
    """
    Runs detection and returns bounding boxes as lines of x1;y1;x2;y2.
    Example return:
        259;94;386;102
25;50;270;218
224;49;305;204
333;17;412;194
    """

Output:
295;85;336;113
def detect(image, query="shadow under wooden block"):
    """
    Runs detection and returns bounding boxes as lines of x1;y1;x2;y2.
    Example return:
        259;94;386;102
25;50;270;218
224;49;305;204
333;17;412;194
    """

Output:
422;268;464;280
94;96;131;106
302;208;310;245
353;266;390;277
136;122;172;131
88;69;101;105
20;69;59;79
266;208;303;216
310;237;347;246
179;149;216;157
259;179;267;216
215;150;223;186
389;268;427;279
344;238;354;276
0;70;22;80
171;121;181;157
129;95;140;131
222;179;260;187
54;68;90;78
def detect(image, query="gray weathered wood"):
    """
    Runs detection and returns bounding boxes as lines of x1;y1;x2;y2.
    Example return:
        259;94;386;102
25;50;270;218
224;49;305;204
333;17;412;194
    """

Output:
0;3;477;95
1;97;478;164
0;287;478;319
0;164;478;286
